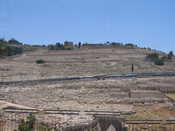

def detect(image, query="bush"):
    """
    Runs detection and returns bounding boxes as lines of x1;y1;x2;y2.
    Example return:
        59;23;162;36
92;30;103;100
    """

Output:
168;51;174;60
154;58;164;66
16;113;36;131
36;59;45;64
146;53;159;61
146;53;165;66
161;56;168;61
125;43;137;49
111;42;123;47
48;42;72;50
15;114;52;131
0;38;23;56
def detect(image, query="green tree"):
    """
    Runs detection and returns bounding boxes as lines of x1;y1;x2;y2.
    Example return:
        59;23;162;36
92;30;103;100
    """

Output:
36;59;45;64
154;57;164;66
8;38;23;45
0;38;23;56
168;51;174;60
146;53;165;66
78;42;81;48
16;113;36;131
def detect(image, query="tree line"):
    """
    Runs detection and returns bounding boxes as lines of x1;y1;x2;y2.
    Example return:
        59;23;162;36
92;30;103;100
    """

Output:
47;41;138;50
0;38;23;56
146;51;174;65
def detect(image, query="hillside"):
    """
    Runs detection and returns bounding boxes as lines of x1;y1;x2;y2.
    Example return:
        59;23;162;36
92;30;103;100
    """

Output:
0;47;174;82
0;45;175;130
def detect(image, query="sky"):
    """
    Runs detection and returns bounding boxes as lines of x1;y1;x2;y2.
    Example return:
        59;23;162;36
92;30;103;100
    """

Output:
0;0;175;52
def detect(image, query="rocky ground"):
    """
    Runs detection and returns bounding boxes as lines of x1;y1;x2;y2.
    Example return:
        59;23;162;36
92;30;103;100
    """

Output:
0;47;175;121
0;77;175;116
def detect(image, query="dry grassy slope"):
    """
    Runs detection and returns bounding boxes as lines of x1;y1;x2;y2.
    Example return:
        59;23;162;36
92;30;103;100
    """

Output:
0;47;175;121
0;47;174;119
128;104;175;120
0;47;174;82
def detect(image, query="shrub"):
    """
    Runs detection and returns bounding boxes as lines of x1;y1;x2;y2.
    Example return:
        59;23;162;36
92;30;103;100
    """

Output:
15;114;52;131
0;38;23;56
146;53;165;66
168;51;174;60
154;58;164;65
36;59;45;64
146;53;159;61
48;42;74;50
161;56;168;61
16;113;36;131
125;43;137;49
111;42;123;47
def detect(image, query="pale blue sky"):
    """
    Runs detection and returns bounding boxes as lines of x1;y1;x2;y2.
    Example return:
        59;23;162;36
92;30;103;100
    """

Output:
0;0;175;52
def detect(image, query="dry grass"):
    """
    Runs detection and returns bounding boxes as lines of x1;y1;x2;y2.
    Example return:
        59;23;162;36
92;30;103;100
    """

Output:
0;47;175;82
128;104;175;120
166;94;175;100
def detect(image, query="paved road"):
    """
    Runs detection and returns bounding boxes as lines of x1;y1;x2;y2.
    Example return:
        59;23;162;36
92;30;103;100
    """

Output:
0;72;175;86
4;108;134;116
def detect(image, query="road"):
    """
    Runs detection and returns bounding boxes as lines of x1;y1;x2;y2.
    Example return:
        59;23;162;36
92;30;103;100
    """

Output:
0;72;175;86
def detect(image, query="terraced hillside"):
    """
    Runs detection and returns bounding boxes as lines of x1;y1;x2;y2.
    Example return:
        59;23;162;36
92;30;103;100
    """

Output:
0;47;175;121
0;47;174;82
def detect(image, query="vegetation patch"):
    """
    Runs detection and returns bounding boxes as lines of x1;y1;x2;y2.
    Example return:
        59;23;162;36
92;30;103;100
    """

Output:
154;58;165;65
168;51;174;60
15;113;36;131
146;53;164;66
146;51;174;66
48;41;74;50
36;59;46;64
0;39;23;56
15;113;52;131
128;106;174;120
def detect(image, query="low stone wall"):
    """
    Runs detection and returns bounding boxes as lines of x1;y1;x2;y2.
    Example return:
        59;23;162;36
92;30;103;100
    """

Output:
0;112;125;131
63;120;98;131
63;115;124;131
